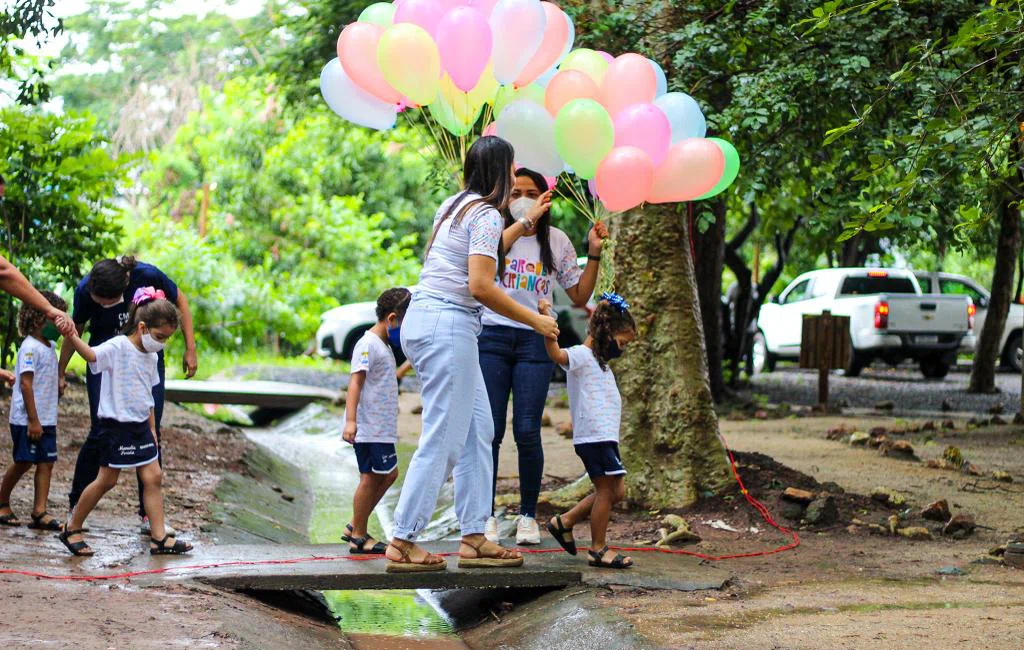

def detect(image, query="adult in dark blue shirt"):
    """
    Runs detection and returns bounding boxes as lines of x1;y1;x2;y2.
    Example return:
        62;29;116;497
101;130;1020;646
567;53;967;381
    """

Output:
60;256;198;530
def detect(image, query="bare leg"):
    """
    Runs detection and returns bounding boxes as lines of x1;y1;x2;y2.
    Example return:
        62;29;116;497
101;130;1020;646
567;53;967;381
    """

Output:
1;462;32;507
559;492;596;529
138;462;168;541
31;462;54;517
589;476;630;565
67;467;120;546
351;474;385;538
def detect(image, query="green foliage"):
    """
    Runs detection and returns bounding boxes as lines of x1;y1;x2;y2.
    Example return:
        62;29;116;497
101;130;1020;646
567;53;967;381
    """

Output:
0;107;129;363
1;0;62;105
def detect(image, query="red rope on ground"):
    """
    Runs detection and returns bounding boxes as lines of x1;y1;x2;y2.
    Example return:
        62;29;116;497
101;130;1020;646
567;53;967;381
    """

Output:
0;431;797;582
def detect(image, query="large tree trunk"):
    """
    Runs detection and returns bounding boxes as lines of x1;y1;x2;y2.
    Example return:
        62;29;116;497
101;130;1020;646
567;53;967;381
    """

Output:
969;200;1022;393
612;203;731;508
692;202;726;402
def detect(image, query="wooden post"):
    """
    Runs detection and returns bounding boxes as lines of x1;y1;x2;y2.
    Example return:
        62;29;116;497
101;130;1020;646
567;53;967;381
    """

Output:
818;310;834;408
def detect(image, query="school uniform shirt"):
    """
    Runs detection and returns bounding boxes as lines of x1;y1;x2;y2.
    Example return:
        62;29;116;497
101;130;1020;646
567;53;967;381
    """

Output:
9;337;59;427
72;262;179;345
560;345;622;445
88;336;160;424
417;192;504;309
482;227;583;329
345;331;400;444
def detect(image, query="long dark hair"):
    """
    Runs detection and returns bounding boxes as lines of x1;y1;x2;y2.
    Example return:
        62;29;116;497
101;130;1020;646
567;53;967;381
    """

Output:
87;255;138;299
588;300;637;370
425;136;515;270
509;168;555;273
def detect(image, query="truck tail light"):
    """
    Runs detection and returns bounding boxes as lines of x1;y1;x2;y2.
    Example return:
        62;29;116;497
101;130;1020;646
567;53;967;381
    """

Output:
867;270;889;278
967;303;976;330
874;301;889;329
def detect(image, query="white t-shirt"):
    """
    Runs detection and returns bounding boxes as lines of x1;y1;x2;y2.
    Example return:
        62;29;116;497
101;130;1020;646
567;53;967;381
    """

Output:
482;227;584;329
560;345;621;445
88;335;160;424
345;331;399;443
10;337;59;427
418;192;504;308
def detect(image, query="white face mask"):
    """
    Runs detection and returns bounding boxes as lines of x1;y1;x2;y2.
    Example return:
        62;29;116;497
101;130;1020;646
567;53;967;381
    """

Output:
141;332;165;353
509;197;536;222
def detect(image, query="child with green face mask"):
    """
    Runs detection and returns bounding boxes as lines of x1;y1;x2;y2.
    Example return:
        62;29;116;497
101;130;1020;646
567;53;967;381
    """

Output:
0;290;67;531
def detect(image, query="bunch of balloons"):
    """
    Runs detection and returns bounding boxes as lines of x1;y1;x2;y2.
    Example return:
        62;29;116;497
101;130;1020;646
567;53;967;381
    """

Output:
320;0;740;213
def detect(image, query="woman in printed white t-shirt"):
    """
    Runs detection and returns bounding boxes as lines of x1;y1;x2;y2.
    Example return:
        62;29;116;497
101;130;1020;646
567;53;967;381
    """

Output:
479;168;607;545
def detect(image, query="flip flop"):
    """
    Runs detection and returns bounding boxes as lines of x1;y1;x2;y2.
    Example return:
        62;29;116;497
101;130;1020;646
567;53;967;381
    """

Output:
546;515;577;555
348;535;388;555
385;543;447;573
28;511;63;531
457;537;524;569
587;546;633;569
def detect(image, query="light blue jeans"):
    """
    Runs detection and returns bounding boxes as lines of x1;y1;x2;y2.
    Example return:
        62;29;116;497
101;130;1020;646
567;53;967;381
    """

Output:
392;294;495;541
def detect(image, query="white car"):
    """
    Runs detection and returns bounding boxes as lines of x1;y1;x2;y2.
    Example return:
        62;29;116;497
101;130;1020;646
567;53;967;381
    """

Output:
315;261;593;361
754;268;975;379
915;272;1023;372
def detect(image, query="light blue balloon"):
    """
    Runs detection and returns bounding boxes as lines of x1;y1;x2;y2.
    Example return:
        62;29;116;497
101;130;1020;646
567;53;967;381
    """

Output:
497;100;565;177
535;67;558;88
320;58;397;131
654;92;707;142
648;58;667;96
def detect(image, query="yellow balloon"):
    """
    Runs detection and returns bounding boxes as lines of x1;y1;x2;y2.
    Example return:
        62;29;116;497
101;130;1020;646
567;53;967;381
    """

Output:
440;75;485;124
560;49;609;85
377;23;441;107
470;63;499;107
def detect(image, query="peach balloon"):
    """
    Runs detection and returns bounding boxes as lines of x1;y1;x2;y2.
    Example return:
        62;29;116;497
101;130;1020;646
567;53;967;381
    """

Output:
600;53;657;118
513;2;571;88
648;138;726;204
338;22;403;105
595;146;654;213
544;69;600;117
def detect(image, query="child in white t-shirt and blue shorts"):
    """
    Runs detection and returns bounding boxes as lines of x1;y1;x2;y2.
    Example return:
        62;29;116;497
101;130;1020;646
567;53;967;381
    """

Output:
341;288;411;554
60;288;192;557
0;291;67;531
540;293;637;569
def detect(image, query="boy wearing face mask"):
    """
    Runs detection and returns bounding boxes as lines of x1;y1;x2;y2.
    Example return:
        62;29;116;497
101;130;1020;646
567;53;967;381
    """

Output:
0;291;68;531
340;288;411;555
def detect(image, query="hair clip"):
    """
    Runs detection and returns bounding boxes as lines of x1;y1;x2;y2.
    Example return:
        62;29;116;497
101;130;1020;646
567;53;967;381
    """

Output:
132;286;166;305
600;292;630;312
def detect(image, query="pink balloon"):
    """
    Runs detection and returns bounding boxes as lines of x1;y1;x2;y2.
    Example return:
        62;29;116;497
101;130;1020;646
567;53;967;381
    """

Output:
600;53;657;118
394;0;446;36
588;178;599;198
597;50;614;63
490;0;547;84
595;147;654;212
544;69;600;116
467;0;500;17
516;164;557;190
439;0;469;11
338;22;403;105
514;2;570;87
437;7;492;91
614;103;671;167
648;138;726;204
483;121;497;136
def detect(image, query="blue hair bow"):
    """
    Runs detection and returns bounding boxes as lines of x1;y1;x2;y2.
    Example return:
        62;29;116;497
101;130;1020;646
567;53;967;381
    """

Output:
600;292;630;312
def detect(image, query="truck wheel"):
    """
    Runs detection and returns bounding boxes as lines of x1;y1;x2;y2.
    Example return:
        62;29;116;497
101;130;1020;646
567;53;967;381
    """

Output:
919;358;950;380
1002;331;1022;373
751;331;776;374
845;350;866;378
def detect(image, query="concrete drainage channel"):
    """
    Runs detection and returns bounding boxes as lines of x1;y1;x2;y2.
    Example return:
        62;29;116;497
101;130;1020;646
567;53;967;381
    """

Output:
203;404;665;649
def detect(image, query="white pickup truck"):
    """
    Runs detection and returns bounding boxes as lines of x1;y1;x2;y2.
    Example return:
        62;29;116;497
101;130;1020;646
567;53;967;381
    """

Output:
753;268;976;379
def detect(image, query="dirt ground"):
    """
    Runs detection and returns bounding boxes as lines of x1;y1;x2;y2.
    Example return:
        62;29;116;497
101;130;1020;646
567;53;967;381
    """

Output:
0;381;346;650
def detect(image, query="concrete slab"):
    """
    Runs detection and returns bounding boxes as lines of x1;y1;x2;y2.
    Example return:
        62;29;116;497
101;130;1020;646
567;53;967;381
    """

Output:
165;380;339;409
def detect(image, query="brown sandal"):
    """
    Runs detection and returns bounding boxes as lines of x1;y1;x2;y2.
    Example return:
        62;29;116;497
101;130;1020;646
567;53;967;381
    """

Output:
385;542;447;574
458;537;524;569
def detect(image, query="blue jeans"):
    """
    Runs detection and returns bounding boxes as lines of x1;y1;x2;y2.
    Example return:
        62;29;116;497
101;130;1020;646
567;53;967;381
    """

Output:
392;294;494;541
478;325;553;518
69;353;165;518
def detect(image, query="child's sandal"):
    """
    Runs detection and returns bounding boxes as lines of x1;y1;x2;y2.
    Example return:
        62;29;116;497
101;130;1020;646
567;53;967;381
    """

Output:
348;535;388;555
546;515;577;555
28;511;63;531
587;546;633;569
59;524;94;557
150;535;193;555
341;523;354;543
0;503;21;527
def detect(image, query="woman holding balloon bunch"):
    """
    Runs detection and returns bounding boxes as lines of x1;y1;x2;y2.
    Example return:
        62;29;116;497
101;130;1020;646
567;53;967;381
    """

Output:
479;168;606;545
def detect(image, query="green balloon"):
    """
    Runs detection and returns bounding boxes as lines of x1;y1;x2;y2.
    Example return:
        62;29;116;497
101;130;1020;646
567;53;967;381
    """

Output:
554;98;614;180
358;2;395;27
430;95;480;137
695;138;740;200
560;49;609;85
493;83;545;118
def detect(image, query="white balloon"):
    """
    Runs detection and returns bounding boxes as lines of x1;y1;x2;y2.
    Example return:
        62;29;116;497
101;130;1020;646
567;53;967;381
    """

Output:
648;58;667;96
654;92;707;142
490;0;546;84
497;99;564;177
320;58;398;131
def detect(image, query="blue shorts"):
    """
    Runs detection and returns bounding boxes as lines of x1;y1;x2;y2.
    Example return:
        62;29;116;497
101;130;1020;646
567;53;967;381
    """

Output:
10;424;57;464
98;419;159;469
574;441;627;480
354;442;398;475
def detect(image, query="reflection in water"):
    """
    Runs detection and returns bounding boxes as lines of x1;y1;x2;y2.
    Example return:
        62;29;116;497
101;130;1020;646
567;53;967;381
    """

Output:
256;406;455;638
348;633;471;650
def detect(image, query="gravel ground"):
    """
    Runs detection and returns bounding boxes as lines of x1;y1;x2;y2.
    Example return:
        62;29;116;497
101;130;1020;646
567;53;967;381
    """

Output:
745;364;1021;415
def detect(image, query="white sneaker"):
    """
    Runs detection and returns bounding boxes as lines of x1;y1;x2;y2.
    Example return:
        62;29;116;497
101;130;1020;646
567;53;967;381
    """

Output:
516;516;541;545
140;517;177;537
484;516;500;543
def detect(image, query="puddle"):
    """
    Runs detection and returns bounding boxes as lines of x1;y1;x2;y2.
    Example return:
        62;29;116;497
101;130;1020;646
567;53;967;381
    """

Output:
248;405;460;640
